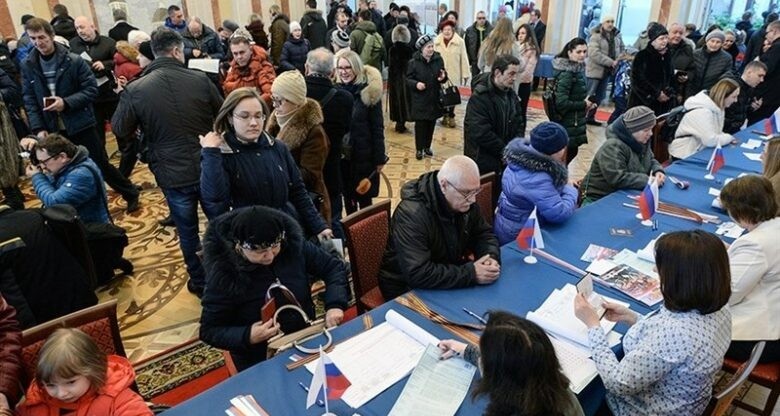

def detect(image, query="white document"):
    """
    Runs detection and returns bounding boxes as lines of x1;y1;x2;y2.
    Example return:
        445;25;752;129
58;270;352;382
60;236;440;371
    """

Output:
708;187;721;197
716;222;745;239
612;249;658;279
740;139;763;149
79;51;92;62
526;285;627;352
95;76;109;86
388;344;476;416
743;152;763;161
636;234;665;264
188;58;221;73
586;259;617;276
549;335;599;394
305;310;439;409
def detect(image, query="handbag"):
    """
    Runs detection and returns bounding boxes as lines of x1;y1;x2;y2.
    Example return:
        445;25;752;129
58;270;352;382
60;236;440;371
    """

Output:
439;81;461;108
263;280;332;358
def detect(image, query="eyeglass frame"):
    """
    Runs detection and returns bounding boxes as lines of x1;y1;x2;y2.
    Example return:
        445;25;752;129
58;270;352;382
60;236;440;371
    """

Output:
36;153;59;167
444;179;481;201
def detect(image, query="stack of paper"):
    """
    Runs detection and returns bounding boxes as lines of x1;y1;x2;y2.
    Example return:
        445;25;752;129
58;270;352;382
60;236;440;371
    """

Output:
225;395;269;416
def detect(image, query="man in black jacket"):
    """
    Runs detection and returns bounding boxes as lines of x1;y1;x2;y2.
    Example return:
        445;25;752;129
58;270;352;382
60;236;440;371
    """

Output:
464;54;523;178
378;155;501;300
725;61;766;133
112;28;223;296
305;48;353;237
107;9;137;42
50;4;76;40
301;0;328;49
464;11;492;79
749;21;780;124
530;9;546;49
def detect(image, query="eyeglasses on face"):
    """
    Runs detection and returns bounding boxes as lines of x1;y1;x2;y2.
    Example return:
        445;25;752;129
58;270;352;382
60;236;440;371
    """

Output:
37;154;58;167
271;96;286;106
445;179;481;200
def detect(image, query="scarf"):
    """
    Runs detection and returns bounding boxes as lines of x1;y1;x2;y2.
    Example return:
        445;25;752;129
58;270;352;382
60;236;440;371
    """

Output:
275;107;300;130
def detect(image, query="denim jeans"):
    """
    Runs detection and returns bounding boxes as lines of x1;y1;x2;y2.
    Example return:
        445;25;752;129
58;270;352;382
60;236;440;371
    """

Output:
161;185;205;287
608;96;627;125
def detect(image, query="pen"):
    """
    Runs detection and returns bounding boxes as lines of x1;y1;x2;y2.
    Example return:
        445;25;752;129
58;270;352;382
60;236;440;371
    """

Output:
298;381;325;407
462;307;487;325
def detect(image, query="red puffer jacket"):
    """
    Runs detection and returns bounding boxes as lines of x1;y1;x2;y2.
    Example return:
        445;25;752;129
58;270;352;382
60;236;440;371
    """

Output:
0;294;22;407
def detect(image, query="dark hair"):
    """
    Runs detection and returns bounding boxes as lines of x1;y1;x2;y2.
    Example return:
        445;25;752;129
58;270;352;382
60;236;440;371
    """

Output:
742;11;753;20
358;9;372;21
720;175;778;224
443;10;459;21
167;5;181;15
492;54;520;75
532;9;542;18
214;87;270;134
655;231;731;314
556;37;587;59
113;8;127;22
515;23;540;56
685;23;697;31
25;17;55;37
306;0;317;8
473;311;572;416
151;27;183;57
767;12;779;24
52;4;69;16
37;133;78;158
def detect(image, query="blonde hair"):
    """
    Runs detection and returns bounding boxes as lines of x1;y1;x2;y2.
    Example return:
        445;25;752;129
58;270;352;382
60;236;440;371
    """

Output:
35;328;107;389
708;78;740;109
764;138;780;179
213;87;270;134
480;17;515;68
334;49;367;85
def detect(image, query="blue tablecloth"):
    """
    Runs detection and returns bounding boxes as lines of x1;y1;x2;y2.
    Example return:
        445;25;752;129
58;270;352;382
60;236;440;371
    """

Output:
682;120;766;174
534;54;555;79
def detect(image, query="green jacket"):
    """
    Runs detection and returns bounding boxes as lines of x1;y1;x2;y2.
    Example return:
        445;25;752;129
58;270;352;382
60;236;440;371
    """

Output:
583;117;664;202
551;57;588;147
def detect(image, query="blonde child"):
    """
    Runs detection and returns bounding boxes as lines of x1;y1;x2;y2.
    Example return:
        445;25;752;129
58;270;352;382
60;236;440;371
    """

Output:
17;328;151;416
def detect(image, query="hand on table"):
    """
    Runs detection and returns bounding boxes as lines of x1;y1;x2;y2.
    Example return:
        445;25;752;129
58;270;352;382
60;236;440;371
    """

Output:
474;254;500;284
325;308;344;328
654;172;666;187
249;319;280;344
438;339;467;360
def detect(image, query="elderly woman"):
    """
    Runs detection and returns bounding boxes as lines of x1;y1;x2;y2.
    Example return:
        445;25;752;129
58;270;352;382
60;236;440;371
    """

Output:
267;70;331;223
434;19;470;128
582;106;665;203
407;34;448;160
334;49;386;214
199;87;332;239
629;23;675;115
669;78;739;160
199;206;350;372
719;175;780;363
575;230;732;415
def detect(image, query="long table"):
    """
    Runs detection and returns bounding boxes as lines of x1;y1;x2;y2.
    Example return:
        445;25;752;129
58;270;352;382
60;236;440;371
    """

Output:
162;120;767;416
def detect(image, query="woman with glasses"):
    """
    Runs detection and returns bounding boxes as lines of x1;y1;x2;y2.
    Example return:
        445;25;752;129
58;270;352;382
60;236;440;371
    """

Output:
199;205;350;372
334;49;386;214
199;87;333;240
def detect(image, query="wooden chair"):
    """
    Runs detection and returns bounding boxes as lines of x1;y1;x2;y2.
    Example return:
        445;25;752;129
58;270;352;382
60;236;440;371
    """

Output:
721;344;780;415
19;300;133;390
652;113;671;165
477;172;497;227
341;199;391;313
703;342;766;416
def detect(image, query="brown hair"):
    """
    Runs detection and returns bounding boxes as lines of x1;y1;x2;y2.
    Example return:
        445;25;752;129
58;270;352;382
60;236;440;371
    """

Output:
720;175;778;224
213;87;269;134
35;328;107;389
709;78;740;109
37;133;78;158
655;231;730;314
763;137;780;179
25;17;55;37
480;17;515;67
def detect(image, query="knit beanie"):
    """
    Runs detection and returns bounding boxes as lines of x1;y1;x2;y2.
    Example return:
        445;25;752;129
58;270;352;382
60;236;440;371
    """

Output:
647;22;668;43
706;29;726;42
222;19;240;32
290;21;302;32
530;122;569;155
332;30;350;48
415;34;433;50
622;106;657;133
138;41;154;61
231;207;286;250
271;70;307;106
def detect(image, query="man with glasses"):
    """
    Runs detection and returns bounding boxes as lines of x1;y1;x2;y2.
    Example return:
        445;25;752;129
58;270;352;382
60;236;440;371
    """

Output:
749;20;780;124
222;29;276;106
465;11;492;79
378;155;501;300
585;15;624;126
26;133;110;224
112;28;223;297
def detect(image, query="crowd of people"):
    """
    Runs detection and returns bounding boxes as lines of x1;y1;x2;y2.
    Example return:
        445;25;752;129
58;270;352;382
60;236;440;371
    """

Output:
0;2;778;416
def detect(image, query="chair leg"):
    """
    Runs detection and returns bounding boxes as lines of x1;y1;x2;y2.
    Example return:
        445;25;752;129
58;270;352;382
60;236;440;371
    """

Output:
761;386;779;416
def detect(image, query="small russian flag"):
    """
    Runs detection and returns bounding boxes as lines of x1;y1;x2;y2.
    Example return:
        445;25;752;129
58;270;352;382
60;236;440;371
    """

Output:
763;110;780;135
516;208;545;250
707;144;725;175
323;354;351;400
638;177;659;221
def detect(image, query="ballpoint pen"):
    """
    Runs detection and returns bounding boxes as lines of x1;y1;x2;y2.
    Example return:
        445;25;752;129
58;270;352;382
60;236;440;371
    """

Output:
298;381;325;407
462;307;487;325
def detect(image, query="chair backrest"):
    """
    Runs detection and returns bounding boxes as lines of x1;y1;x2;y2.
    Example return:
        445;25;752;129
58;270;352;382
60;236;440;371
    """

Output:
652;114;671;164
19;300;128;390
476;172;497;227
704;341;766;416
341;199;392;304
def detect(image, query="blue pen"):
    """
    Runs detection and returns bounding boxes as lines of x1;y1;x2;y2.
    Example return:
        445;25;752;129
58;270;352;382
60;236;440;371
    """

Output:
298;381;325;407
462;307;487;325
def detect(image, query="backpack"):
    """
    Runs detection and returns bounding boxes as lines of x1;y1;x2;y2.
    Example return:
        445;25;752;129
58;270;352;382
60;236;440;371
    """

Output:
542;74;562;122
360;32;385;69
0;42;18;78
659;105;703;143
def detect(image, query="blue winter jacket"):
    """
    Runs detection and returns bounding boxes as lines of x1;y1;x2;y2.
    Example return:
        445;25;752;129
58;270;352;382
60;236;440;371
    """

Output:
279;36;310;73
494;139;578;245
30;145;110;224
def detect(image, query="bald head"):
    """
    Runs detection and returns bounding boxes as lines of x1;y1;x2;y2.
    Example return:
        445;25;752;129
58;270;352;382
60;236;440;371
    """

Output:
188;18;203;37
439;156;480;185
74;16;96;42
438;156;481;213
306;47;335;76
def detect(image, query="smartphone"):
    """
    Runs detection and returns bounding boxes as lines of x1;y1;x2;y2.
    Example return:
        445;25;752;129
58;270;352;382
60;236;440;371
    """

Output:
576;274;606;318
43;97;56;107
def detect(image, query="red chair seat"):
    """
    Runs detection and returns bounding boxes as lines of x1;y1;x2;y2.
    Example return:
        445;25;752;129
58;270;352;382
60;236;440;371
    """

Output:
724;358;780;383
359;287;385;311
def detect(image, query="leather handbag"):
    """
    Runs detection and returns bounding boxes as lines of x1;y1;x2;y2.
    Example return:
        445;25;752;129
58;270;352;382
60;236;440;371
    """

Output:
439;81;461;108
263;280;333;358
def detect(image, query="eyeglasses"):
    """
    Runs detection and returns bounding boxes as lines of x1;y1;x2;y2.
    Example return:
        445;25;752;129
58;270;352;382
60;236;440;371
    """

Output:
233;112;265;122
336;65;353;71
445;179;481;200
37;154;58;167
271;96;286;107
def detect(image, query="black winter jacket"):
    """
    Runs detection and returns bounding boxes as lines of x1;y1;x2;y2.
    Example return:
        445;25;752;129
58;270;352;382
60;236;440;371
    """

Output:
108;21;138;42
21;44;98;136
750;39;780;123
51;15;76;40
406;51;446;121
464;22;493;71
68;34;117;103
199;206;349;370
301;10;328;49
669;41;696;99
691;48;734;94
111;57;222;189
182;25;225;61
388;31;414;123
378;171;500;300
629;45;675;115
724;77;755;134
464;72;523;175
280;36;310;73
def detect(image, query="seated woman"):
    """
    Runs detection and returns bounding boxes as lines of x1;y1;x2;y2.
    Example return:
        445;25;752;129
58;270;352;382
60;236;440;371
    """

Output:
669;78;740;160
199;87;332;239
438;311;584;416
574;230;731;415
582;106;665;203
719;175;780;363
199;206;350;372
762;138;780;213
494;122;578;245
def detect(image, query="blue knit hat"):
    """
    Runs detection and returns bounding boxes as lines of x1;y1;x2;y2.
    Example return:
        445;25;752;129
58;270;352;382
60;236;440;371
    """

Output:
530;122;569;155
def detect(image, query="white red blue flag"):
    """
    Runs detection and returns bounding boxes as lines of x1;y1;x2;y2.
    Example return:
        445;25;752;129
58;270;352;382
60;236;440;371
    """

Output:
307;348;351;408
707;144;725;175
638;176;659;221
516;207;545;250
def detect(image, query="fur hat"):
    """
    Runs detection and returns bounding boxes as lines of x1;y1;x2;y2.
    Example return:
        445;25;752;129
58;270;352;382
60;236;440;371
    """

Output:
415;34;433;50
647;22;668;43
222;19;239;32
530;122;569;155
706;29;726;42
231;207;286;250
271;70;307;106
332;29;350;48
623;106;656;133
290;21;302;32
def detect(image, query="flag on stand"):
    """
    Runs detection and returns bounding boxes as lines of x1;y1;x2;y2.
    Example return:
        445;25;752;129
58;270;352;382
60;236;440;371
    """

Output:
706;144;725;175
637;176;659;220
763;109;780;135
516;207;545;250
307;349;351;409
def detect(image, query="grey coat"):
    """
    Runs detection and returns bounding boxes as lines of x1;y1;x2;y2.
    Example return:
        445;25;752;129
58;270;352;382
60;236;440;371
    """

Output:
586;24;625;79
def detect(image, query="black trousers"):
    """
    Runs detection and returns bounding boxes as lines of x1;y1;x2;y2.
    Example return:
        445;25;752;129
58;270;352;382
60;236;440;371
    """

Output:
95;99;139;179
566;143;579;165
517;82;531;137
66;127;138;201
414;119;436;151
726;339;780;364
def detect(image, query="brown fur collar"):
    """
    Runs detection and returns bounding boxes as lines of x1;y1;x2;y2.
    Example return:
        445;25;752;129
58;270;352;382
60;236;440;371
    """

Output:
115;41;139;63
266;98;324;150
359;65;383;107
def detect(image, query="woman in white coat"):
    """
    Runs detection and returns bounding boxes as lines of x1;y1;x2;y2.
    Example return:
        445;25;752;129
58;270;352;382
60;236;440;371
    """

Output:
720;175;780;363
669;78;740;159
434;19;470;128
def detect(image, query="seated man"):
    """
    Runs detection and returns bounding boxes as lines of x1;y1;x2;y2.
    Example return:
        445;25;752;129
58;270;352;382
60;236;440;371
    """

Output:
379;155;501;300
26;133;110;224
